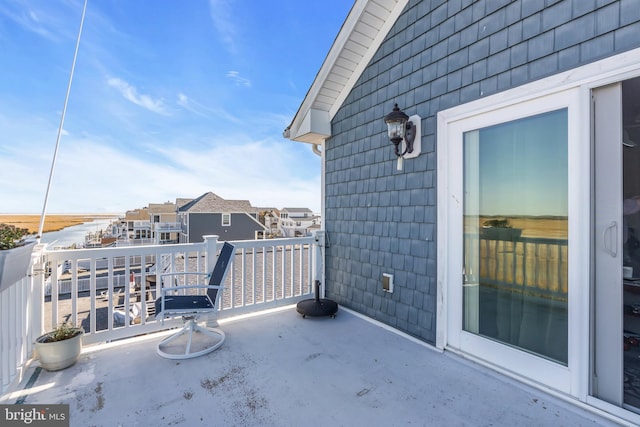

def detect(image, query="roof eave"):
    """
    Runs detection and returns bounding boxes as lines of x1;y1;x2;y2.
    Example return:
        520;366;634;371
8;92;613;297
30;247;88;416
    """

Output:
284;0;408;144
287;108;331;144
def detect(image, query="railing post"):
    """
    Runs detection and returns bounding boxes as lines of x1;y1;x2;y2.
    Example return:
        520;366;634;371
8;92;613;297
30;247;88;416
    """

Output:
203;235;220;274
31;244;47;338
203;236;219;326
312;230;325;298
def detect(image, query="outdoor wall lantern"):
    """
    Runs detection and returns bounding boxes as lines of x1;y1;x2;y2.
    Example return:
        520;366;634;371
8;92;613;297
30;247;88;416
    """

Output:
384;103;421;170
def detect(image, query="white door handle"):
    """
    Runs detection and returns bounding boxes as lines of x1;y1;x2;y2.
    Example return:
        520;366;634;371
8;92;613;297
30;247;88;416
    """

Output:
603;221;618;257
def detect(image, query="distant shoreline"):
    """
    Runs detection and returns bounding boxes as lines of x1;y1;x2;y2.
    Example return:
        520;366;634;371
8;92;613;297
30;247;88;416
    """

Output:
0;214;121;234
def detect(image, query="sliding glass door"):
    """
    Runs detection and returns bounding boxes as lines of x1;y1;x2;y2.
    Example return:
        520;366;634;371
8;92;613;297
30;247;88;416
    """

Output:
463;110;568;364
443;89;579;393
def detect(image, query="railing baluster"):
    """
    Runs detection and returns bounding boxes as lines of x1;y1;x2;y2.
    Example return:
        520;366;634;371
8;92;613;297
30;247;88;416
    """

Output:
17;281;25;371
281;245;286;299
51;260;59;330
251;247;256;305
241;247;246;307
492;240;498;281
298;244;302;295
289;244;294;298
270;245;276;302
261;246;267;303
308;243;313;294
512;241;517;283
107;257;114;331
2;284;10;391
90;258;97;334
558;242;564;295
71;259;78;327
523;242;528;288
140;253;147;325
124;257;131;327
296;244;301;296
7;285;16;389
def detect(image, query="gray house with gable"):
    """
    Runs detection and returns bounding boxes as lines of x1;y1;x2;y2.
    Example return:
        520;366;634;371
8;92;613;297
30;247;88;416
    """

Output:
177;192;266;243
286;0;640;423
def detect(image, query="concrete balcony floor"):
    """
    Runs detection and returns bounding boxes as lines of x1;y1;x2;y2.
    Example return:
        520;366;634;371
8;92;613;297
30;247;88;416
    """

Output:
3;307;618;426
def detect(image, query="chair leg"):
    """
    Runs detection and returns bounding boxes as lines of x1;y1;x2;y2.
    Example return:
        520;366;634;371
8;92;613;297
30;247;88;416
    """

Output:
157;318;225;360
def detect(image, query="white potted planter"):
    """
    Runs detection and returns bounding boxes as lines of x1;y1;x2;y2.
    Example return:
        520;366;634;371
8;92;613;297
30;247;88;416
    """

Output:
34;324;84;371
0;240;36;291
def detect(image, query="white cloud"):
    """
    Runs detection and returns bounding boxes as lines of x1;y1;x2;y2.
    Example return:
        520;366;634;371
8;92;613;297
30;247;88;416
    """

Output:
107;77;170;115
0;130;320;214
208;0;238;54
226;71;251;87
176;93;209;118
151;135;320;209
0;1;86;43
0;1;329;215
176;92;243;123
0;4;55;41
177;93;189;106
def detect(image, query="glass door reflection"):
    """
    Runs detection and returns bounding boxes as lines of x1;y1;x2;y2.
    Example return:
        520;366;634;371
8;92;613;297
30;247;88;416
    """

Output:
463;109;568;364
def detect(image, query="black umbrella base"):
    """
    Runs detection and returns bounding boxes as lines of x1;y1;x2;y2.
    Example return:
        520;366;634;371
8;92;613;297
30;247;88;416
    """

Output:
296;298;338;318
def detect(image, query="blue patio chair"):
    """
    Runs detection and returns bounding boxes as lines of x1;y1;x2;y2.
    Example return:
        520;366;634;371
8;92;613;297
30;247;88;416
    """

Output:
154;242;234;359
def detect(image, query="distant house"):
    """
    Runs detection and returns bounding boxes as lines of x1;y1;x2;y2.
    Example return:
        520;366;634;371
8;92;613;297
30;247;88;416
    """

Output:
123;207;152;243
177;192;267;243
278;208;320;237
255;208;280;239
148;202;180;244
117;203;180;245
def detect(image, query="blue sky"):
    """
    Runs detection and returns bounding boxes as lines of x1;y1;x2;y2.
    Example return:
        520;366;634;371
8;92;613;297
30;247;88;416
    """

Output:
0;0;352;214
473;109;568;217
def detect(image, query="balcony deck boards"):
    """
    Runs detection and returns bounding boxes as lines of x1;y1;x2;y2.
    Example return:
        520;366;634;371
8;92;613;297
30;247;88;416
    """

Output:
3;308;614;426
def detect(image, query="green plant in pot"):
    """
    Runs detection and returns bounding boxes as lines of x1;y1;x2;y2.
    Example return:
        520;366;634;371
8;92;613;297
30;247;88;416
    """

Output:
0;223;31;250
35;322;84;371
0;223;37;290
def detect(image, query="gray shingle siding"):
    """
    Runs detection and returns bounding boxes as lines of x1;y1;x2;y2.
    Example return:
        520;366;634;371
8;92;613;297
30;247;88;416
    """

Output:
324;0;640;344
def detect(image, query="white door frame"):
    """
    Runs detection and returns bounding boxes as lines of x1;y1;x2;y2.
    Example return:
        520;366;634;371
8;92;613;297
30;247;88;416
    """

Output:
592;83;624;406
438;88;582;395
437;47;640;405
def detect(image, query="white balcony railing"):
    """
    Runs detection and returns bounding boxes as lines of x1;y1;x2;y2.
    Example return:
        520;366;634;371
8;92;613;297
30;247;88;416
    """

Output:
0;273;40;396
153;222;181;231
131;220;151;228
0;232;323;395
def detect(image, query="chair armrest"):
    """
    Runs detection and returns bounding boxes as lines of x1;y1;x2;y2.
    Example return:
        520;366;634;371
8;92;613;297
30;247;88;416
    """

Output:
160;284;225;296
158;272;212;293
159;272;209;278
159;272;209;284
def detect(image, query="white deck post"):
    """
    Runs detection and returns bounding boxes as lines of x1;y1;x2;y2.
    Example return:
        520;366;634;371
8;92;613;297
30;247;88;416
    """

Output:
203;235;220;325
312;230;325;298
31;244;47;338
203;235;220;273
